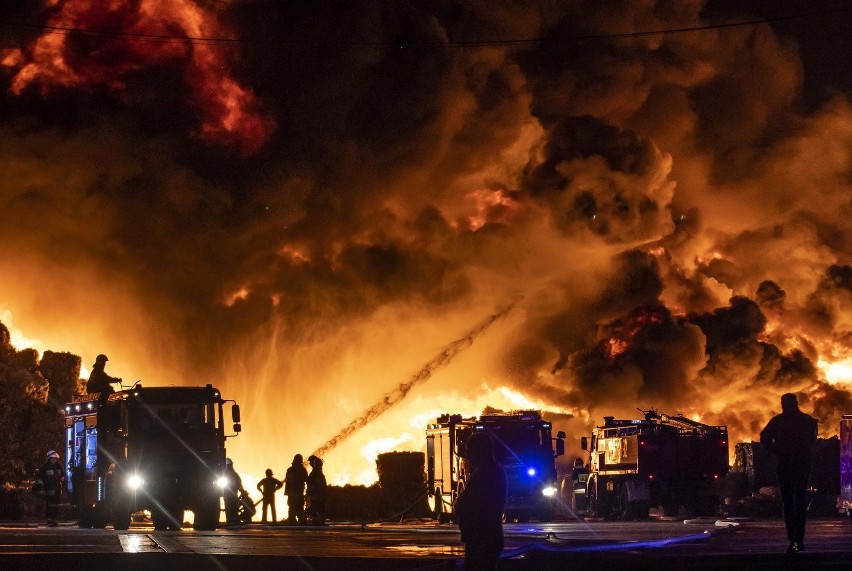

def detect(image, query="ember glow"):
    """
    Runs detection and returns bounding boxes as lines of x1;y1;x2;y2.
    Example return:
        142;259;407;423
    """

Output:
1;1;851;488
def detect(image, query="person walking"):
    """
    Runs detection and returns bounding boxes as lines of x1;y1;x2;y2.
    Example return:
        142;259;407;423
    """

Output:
256;468;283;524
760;393;818;555
454;432;507;571
37;450;65;527
284;454;308;525
305;455;327;525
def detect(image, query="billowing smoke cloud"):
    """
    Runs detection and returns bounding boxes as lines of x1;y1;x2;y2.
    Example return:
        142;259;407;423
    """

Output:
1;0;851;482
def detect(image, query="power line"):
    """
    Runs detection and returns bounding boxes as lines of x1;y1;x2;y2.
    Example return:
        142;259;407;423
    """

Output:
0;6;850;48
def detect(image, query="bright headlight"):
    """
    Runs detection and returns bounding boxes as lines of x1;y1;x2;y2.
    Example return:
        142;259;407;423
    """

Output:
216;476;229;488
541;486;557;497
527;467;537;477
127;474;145;489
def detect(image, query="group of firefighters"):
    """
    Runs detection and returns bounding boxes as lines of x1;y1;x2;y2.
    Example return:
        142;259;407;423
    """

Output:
226;454;328;525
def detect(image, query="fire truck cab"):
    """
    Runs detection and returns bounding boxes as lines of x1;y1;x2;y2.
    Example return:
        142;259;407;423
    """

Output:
426;410;565;522
581;410;728;519
64;383;241;530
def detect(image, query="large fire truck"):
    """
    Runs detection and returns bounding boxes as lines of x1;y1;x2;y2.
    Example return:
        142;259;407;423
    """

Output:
63;383;241;530
426;410;565;522
580;410;728;519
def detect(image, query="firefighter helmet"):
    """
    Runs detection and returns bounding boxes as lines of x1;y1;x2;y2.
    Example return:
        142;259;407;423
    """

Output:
466;432;494;464
225;458;233;466
46;450;60;459
95;354;109;364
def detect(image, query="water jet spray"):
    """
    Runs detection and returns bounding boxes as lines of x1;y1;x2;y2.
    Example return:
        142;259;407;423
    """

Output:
310;301;519;458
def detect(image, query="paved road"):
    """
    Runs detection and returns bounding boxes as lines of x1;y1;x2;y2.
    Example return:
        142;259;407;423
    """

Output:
0;517;850;569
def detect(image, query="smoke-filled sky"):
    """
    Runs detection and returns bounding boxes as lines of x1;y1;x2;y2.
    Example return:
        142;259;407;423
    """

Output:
1;0;851;485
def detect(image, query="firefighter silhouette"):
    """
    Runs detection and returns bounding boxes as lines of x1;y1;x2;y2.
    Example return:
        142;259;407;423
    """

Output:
85;354;122;396
570;457;589;513
223;458;246;524
37;450;65;527
305;455;327;525
284;454;309;524
455;431;507;571
760;393;818;555
256;468;283;523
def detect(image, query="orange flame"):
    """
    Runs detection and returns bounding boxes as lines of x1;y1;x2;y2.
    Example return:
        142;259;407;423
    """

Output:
3;0;275;154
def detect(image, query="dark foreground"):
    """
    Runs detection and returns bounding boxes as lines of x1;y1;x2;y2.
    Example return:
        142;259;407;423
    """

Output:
0;517;850;570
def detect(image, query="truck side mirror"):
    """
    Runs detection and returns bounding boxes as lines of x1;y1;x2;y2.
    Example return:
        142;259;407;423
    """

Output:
233;423;242;433
557;431;566;439
232;404;241;423
581;436;588;451
556;438;565;457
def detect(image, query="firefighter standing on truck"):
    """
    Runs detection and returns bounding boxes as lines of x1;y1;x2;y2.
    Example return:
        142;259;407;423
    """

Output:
37;450;65;527
86;354;122;395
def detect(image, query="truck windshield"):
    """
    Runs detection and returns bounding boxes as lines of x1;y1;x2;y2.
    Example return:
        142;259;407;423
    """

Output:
130;403;214;434
488;426;551;461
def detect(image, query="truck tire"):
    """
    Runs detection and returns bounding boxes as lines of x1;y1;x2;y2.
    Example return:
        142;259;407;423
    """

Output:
111;495;132;530
194;501;220;531
79;505;93;528
113;511;131;530
152;504;182;531
427;488;444;520
587;478;611;518
91;506;109;529
618;483;649;520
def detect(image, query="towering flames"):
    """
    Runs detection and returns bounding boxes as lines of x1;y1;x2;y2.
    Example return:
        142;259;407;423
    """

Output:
2;0;275;154
1;0;851;484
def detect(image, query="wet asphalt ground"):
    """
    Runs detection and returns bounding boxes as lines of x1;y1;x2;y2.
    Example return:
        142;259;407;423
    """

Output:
0;516;849;569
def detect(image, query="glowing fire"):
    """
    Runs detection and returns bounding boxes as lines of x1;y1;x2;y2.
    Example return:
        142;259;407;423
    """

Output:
819;358;852;385
603;307;666;363
2;0;275;154
224;287;251;307
455;188;521;231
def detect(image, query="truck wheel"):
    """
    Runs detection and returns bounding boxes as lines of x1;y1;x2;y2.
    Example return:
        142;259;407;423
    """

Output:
586;483;597;517
618;484;649;520
588;479;611;518
194;501;220;531
112;496;132;530
79;505;93;528
427;488;443;520
113;509;131;530
152;505;182;531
